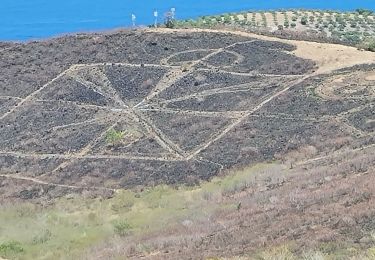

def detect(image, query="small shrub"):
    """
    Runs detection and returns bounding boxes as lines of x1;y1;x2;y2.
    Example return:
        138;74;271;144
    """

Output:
202;191;213;201
257;245;296;260
363;32;371;37
164;12;176;28
338;24;346;31
0;241;24;256
291;22;296;28
105;129;125;145
342;32;362;43
223;14;231;24
358;38;375;51
32;229;52;244
113;220;132;236
301;16;308;25
356;8;374;16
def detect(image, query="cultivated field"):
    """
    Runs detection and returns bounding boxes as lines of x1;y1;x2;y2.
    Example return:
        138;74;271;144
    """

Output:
179;9;375;45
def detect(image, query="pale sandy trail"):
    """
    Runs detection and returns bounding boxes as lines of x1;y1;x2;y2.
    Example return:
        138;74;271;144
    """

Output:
297;143;375;166
145;28;375;74
0;173;118;192
186;75;311;160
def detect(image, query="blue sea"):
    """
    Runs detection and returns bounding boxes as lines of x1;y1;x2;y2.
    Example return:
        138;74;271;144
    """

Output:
1;0;375;41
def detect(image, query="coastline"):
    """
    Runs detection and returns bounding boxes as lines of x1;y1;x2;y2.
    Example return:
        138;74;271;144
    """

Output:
2;4;375;41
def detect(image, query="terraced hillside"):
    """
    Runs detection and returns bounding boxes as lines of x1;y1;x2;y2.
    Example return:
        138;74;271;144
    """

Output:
178;9;375;45
0;29;374;201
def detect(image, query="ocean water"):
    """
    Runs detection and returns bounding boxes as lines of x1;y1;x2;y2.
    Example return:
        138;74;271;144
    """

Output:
1;0;375;41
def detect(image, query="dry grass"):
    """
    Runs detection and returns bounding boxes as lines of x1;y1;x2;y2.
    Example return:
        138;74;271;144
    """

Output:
81;146;375;259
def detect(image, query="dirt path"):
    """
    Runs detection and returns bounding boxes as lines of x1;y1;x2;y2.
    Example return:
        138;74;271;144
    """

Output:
146;28;375;74
0;95;22;101
196;68;304;78
0;151;179;161
186;75;311;160
141;107;244;119
68;68;128;108
0;68;73;121
0;173;117;192
159;82;272;104
297;143;375;166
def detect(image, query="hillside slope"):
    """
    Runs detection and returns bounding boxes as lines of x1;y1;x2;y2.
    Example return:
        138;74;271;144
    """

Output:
0;28;374;259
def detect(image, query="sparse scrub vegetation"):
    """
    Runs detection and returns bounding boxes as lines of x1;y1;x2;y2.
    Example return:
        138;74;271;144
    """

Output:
358;37;375;51
113;220;132;236
0;241;24;258
31;229;52;245
301;16;308;25
105;129;125;145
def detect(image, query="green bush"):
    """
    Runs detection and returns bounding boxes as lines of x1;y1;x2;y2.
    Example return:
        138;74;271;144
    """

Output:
290;22;296;28
113;220;132;236
164;12;176;28
338;24;346;31
342;32;362;43
105;129;125;145
356;8;374;16
363;32;371;37
223;14;231;24
301;16;308;25
350;22;357;28
0;241;24;256
32;229;52;244
358;38;375;51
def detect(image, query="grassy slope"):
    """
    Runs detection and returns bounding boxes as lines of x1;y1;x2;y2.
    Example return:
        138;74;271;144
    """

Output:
1;161;375;259
0;164;271;259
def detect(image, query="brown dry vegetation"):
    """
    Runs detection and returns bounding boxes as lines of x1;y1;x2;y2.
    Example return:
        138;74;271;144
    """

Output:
83;147;375;259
